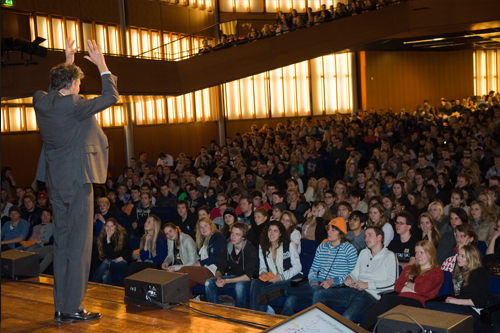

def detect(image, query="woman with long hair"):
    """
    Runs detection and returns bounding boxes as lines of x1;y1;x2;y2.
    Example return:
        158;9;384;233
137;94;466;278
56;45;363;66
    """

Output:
178;217;226;298
426;245;489;333
428;201;451;235
360;240;444;331
332;180;347;205
363;183;381;205
437;207;470;263
444;189;469;215
304;177;330;203
468;200;497;245
280;210;301;253
91;218;132;284
125;214;168;277
418;212;441;247
161;222;199;272
249;221;302;312
441;223;478;273
301;202;332;245
368;203;394;247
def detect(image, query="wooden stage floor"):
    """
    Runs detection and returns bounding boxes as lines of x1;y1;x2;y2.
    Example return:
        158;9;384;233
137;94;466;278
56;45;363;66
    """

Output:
1;276;286;333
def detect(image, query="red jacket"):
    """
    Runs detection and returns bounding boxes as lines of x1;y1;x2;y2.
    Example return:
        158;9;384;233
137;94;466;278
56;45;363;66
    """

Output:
395;266;444;306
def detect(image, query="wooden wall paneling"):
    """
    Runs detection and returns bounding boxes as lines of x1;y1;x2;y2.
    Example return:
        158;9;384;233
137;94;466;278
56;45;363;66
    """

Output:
127;0;162;31
131;122;219;162
78;0;120;24
1;0;35;12
0;132;43;190
1;10;31;41
161;4;191;33
102;127;127;178
31;0;81;18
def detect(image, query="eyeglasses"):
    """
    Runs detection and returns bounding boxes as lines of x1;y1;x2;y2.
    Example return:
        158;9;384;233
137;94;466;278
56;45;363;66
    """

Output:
395;222;409;226
324;195;333;199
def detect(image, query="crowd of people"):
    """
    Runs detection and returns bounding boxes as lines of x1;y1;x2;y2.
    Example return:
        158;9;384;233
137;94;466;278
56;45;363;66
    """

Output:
198;1;410;55
2;89;500;331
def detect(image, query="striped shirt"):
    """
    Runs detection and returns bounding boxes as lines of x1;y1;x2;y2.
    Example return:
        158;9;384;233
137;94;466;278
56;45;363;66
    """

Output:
308;241;358;285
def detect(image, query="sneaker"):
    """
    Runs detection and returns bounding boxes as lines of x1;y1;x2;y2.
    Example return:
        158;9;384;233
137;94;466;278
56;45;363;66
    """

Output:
258;288;285;305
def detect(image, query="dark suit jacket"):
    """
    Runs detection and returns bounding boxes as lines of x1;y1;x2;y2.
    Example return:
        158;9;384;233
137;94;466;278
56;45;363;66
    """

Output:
33;74;119;189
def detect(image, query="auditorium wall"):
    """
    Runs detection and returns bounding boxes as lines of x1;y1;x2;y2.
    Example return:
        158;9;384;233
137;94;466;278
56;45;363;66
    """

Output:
360;50;474;112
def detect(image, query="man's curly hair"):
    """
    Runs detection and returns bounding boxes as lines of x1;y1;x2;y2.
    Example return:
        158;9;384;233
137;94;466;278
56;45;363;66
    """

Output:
49;63;84;91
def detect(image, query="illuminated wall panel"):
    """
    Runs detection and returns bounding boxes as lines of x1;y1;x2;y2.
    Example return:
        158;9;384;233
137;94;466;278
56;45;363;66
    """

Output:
36;16;49;47
167;97;177;123
129;28;140;56
176;95;185;122
95;24;108;53
82;22;92;51
310;57;324;115
144;97;155;124
163;34;172;60
253;73;268;118
8;107;23;132
195;90;204;121
1;107;9;132
185;93;194;122
107;25;120;55
240;76;254;119
296;61;310;115
51;17;64;50
475;49;499;96
224;80;240;119
141;30;150;58
323;54;338;113
155;97;166;124
172;35;180;61
282;64;296;117
66;20;80;50
203;89;212;120
25;107;37;131
113;105;124;126
269;68;284;118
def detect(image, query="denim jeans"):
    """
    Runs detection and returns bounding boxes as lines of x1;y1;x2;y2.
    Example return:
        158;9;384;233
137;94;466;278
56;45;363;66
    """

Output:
90;259;129;285
205;275;251;308
249;278;292;312
281;283;324;316
312;287;377;323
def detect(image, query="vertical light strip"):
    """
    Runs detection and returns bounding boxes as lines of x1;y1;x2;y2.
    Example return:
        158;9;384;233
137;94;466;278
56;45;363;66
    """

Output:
320;57;325;113
345;53;351;113
237;79;242;119
20;106;25;131
334;54;339;113
280;67;285;117
265;72;270;118
2;107;9;132
494;50;498;94
473;51;477;96
307;60;311;115
30;15;36;41
293;64;298;116
482;50;487;95
251;76;256;118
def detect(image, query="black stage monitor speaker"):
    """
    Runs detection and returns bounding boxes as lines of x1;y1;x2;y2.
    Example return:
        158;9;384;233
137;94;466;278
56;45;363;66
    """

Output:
376;305;473;333
124;268;189;307
1;249;40;278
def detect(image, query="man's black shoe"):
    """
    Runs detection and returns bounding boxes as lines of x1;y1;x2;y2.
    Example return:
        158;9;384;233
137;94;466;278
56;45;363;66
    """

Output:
258;288;286;305
60;310;101;323
54;311;62;322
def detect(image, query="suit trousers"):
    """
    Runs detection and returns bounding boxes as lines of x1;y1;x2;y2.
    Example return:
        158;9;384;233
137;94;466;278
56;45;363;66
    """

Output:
49;183;93;313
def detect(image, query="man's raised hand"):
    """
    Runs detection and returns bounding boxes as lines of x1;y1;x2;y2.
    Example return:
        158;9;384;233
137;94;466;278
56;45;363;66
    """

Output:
83;40;109;73
65;38;79;64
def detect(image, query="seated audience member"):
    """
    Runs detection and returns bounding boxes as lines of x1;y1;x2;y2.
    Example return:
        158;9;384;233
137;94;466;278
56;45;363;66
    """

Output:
186;184;207;214
37;191;50;209
389;212;418;268
178;217;226;298
270;202;287;222
17;207;53;252
441;224;478;273
347;189;368;213
127;192;156;240
368;203;394;247
428;201;451;235
123;185;141;215
437;208;469;264
252;190;272;212
418;212;441;247
346;210;367;253
304;177;329;203
469;199;497;245
1;206;29;251
286;187;308;215
426;245;489;333
212;202;227;230
280;210;301;253
250;221;302;312
156;183;178;208
314;226;398;323
93;197;120;237
336;201;353;221
444;189;469;215
247;207;270;248
90;218;132;285
279;218;357;316
21;193;42;238
301;202;331;245
161;223;199;272
205;222;258;308
237;195;255;226
381;171;396;196
124;215;168;276
483;218;500;274
221;207;237;239
324;189;336;215
172;200;198;235
360;240;444;330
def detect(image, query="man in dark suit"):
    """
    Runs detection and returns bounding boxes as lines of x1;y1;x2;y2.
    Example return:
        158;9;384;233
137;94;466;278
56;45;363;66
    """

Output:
34;39;119;323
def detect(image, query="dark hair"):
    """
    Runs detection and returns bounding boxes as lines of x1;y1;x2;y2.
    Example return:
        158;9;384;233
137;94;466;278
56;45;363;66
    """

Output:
231;222;249;238
449;207;469;225
260;220;290;258
49;63;85;91
131;185;141;192
365;225;384;244
349;210;367;226
177;200;188;209
337;201;353;212
396;211;415;229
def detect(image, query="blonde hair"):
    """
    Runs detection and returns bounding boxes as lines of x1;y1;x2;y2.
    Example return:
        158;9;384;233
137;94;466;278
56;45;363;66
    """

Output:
453;245;482;287
418;212;441;247
428;201;445;222
139;214;162;258
406;240;438;280
368;203;388;228
195;217;220;250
